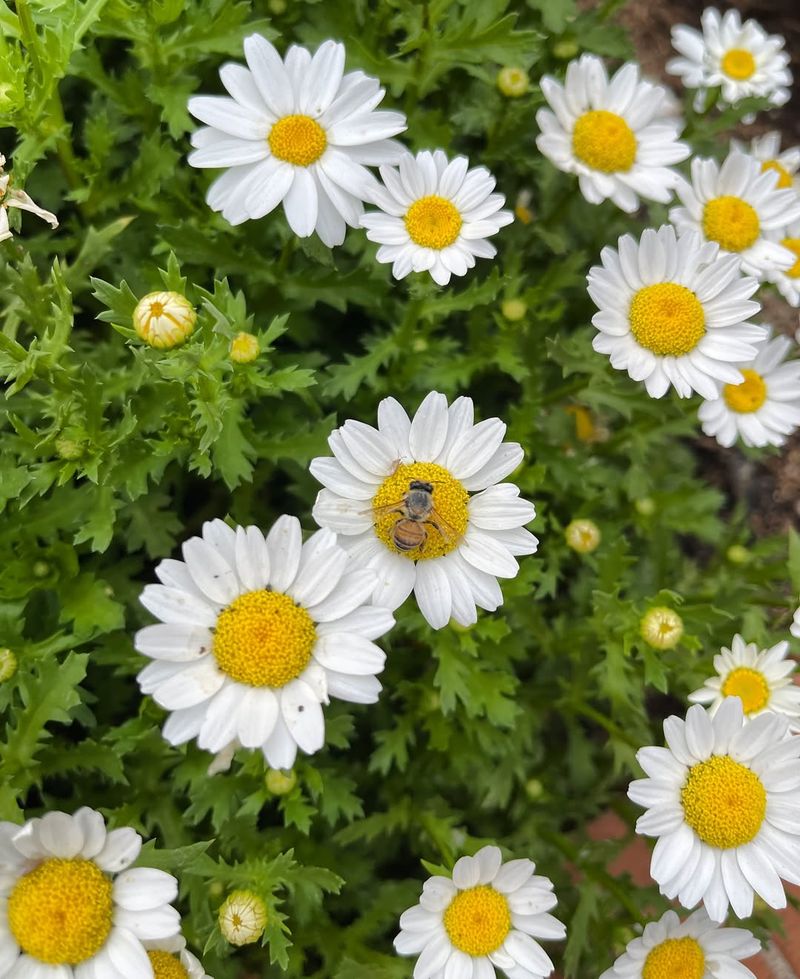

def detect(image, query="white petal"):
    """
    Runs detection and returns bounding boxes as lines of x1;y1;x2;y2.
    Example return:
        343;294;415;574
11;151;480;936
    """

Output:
280;681;325;753
113;868;178;911
266;515;303;592
95;829;142;873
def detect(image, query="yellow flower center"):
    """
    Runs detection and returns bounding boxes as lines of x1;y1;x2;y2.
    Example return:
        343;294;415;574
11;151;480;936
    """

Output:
702;196;760;252
213;590;316;687
721;666;770;713
404;196;463;249
148;951;189;979
628;283;705;356
781;237;800;278
723;369;767;413
571;110;637;173
642;937;706;979
372;462;469;561
721;48;756;80
762;160;793;189
681;755;766;848
7;858;114;965
268;114;327;167
443;886;511;957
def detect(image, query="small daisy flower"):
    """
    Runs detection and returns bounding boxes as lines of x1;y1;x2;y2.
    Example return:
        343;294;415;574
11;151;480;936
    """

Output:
0;153;58;241
218;889;267;946
133;291;197;349
395;845;565;979
628;698;800;921
536;55;690;213
732;132;800;192
698;330;800;447
766;218;800;307
188;35;406;246
360;150;513;286
310;391;537;630
689;634;800;730
0;807;180;977
667;8;792;111
587;225;764;400
144;935;212;979
135;516;394;770
669;153;800;279
599;908;760;979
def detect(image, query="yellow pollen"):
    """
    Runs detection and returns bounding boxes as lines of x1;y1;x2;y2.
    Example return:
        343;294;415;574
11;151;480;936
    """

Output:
372;462;469;561
7;858;113;965
213;590;316;687
572;110;637;173
702;196;760;252
681;755;766;848
628;283;705;356
148;951;189;979
723;369;767;414
443;886;511;957
721;667;770;713
762;160;793;189
642;937;706;979
721;48;756;80
404;196;463;250
268;114;327;167
781;238;800;278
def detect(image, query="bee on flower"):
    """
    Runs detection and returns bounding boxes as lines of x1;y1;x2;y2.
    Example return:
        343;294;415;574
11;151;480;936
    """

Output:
310;391;537;629
668;8;792;112
536;55;690;213
188;35;406;245
0;153;58;242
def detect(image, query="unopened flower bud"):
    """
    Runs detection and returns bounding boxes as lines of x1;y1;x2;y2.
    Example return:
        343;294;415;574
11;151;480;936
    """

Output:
553;39;579;60
230;331;260;364
635;497;656;516
55;436;86;461
640;607;684;650
726;544;751;565
497;67;529;98
514;190;534;225
218;889;267;946
501;298;527;322
0;647;17;682
565;519;601;554
133;291;196;349
265;769;297;795
32;560;51;579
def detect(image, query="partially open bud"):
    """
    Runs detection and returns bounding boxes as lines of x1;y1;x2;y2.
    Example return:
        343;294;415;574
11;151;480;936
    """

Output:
640;607;684;650
218;889;267;946
230;331;260;364
133;291;196;349
514;190;534;225
565;519;601;554
0;647;17;682
497;67;529;98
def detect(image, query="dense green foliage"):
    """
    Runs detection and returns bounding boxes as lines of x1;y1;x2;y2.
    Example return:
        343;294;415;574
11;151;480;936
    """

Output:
1;1;798;976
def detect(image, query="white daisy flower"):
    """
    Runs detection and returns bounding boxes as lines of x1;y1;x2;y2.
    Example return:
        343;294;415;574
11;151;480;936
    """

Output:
535;54;690;213
732;132;800;192
792;605;800;640
628;698;800;922
187;35;406;246
688;634;800;731
667;8;792;111
587;225;764;400
144;935;212;979
599;908;760;979
0;807;180;978
0;153;58;241
360;150;513;286
669;152;800;279
135;516;394;770
766;219;800;307
698;330;800;447
309;391;538;630
394;845;565;979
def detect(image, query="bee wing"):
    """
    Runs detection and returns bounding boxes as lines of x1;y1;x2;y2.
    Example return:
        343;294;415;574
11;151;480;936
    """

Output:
360;499;407;518
427;507;462;542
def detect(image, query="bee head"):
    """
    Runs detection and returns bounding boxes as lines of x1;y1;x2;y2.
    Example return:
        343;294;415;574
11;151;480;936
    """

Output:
408;480;434;493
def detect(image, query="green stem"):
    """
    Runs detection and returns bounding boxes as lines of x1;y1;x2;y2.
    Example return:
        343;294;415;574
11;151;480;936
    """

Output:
570;701;640;750
540;376;588;406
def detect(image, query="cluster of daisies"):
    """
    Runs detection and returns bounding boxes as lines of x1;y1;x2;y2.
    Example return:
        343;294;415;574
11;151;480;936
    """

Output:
187;34;512;285
536;17;800;451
